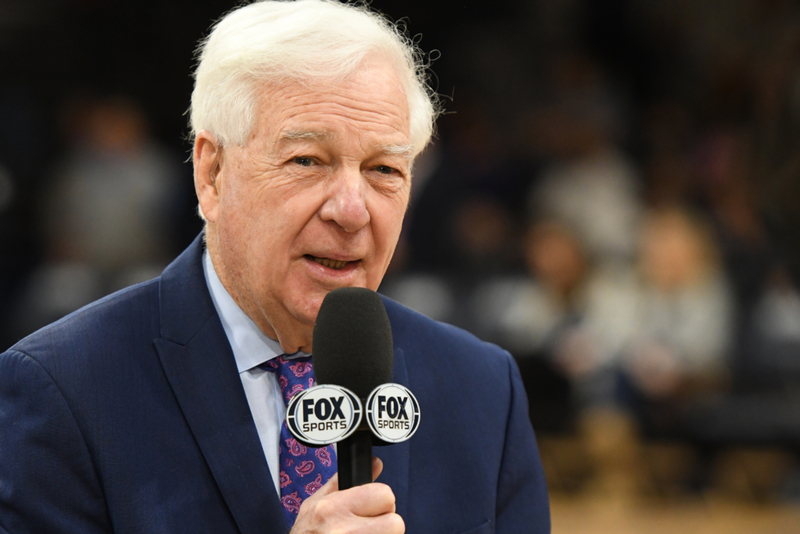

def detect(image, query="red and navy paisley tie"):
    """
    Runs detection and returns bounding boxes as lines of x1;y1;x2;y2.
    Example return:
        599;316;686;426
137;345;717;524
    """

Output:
262;355;337;526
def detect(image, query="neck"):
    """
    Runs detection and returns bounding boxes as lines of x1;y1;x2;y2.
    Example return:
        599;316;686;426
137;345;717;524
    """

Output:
205;228;315;354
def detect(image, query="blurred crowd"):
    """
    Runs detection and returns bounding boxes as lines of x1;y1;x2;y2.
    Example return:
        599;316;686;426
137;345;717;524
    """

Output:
379;0;800;501
2;0;800;503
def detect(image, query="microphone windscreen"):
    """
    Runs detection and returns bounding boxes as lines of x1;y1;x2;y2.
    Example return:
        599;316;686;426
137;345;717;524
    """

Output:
312;287;393;399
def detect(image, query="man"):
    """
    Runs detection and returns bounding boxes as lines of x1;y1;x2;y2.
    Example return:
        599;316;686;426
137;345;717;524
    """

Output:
0;1;550;532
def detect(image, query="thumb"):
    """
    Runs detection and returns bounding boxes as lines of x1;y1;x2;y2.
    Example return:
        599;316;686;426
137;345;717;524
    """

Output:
371;456;384;481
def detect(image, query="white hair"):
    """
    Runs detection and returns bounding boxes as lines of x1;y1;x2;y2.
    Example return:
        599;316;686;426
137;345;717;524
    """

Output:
190;0;438;157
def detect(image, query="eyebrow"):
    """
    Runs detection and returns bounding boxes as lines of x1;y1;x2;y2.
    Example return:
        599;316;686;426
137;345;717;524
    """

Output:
382;143;414;161
279;129;336;143
277;129;413;161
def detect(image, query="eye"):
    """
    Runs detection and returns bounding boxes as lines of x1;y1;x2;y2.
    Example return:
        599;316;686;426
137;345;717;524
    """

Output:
375;165;398;175
293;156;314;167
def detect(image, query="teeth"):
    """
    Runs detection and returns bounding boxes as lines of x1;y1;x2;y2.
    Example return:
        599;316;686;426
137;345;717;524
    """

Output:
313;257;348;270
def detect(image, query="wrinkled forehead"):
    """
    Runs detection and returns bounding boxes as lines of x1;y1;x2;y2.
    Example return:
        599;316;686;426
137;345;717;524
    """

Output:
249;61;412;149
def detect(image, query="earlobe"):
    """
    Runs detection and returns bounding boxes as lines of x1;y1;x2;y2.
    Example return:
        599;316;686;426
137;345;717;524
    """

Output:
194;131;222;222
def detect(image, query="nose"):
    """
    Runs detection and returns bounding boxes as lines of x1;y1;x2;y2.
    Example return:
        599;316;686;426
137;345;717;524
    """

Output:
319;167;370;233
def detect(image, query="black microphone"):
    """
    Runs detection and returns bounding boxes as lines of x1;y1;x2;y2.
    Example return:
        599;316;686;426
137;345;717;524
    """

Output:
312;287;394;490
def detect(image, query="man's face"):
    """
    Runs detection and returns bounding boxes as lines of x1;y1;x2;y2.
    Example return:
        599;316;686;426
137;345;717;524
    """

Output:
196;59;412;353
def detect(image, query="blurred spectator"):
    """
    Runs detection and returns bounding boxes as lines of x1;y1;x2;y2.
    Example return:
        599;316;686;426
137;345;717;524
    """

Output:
693;128;774;320
44;96;181;273
473;221;636;367
12;95;184;338
469;220;639;431
527;141;642;258
621;206;734;438
525;50;642;266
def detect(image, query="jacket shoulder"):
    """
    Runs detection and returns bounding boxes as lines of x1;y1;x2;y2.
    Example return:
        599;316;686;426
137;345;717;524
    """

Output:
383;297;507;356
381;295;511;366
8;279;161;368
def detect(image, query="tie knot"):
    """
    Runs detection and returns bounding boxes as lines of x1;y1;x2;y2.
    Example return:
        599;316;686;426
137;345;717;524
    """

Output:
262;355;315;405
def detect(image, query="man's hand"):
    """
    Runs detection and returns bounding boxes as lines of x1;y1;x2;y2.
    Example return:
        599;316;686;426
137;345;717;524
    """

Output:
290;457;404;533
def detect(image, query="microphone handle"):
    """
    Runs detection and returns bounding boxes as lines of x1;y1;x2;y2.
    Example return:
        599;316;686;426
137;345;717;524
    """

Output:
337;431;373;489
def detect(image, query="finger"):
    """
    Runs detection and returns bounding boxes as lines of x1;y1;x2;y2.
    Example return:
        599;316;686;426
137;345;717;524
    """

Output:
375;511;405;534
356;511;405;534
372;456;383;482
336;482;396;517
293;494;404;534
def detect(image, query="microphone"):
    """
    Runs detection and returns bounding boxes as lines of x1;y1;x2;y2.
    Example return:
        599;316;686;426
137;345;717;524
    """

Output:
312;287;394;490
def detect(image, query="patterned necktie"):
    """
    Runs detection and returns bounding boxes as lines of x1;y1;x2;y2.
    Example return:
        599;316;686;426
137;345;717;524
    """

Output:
262;355;338;526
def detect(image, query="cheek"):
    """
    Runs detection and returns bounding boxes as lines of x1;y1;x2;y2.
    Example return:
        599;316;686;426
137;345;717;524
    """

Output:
370;199;407;272
217;190;277;274
388;193;410;237
225;178;298;243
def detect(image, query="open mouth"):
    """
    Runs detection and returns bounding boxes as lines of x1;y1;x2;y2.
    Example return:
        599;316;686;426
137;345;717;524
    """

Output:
306;255;350;270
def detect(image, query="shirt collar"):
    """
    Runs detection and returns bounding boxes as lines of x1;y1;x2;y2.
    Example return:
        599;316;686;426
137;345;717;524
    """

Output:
202;249;308;373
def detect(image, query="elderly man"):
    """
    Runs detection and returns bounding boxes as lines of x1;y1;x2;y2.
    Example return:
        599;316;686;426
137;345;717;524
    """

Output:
0;1;549;533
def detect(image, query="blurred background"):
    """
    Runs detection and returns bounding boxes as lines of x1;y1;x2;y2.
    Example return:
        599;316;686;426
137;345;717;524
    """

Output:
2;0;800;531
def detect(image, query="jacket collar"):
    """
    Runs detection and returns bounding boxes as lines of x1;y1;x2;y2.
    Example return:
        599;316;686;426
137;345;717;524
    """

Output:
154;234;289;533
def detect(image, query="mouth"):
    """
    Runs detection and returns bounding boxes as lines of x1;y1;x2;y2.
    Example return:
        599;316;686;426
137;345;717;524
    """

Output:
305;255;352;270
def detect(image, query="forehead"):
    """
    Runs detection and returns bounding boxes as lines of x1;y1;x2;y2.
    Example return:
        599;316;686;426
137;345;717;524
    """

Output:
250;60;411;151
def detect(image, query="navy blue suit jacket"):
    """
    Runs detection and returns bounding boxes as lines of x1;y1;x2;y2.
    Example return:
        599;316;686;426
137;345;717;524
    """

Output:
0;235;550;533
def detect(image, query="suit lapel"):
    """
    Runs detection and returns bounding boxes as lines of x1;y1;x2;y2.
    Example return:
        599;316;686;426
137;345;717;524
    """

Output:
374;342;411;522
154;235;287;533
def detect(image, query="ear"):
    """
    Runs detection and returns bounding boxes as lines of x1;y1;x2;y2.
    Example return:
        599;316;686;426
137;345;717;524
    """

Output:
193;130;222;223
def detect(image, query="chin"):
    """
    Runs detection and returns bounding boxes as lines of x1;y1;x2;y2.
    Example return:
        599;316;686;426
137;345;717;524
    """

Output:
288;293;326;326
